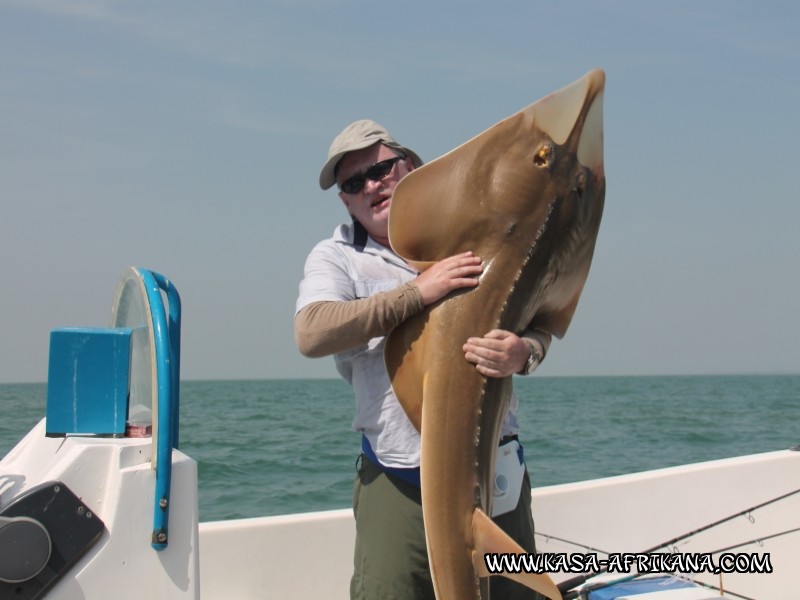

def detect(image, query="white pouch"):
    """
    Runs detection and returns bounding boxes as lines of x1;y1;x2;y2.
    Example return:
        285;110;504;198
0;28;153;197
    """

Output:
491;439;525;517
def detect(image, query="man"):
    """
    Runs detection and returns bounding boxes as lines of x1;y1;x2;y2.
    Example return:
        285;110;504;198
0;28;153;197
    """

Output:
295;119;551;599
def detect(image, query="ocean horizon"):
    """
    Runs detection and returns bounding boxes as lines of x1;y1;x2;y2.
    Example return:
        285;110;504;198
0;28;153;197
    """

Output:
2;374;798;522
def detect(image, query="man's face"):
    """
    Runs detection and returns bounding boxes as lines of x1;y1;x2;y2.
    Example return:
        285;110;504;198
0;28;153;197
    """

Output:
336;142;414;246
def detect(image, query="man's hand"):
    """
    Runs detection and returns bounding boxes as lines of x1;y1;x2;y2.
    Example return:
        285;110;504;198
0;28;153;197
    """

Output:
413;251;482;305
463;329;530;378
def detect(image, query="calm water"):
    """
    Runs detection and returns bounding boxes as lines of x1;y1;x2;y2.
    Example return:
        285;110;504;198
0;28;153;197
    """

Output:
1;375;798;521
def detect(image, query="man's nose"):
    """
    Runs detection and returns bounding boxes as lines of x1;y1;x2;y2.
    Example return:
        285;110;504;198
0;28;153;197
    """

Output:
363;176;382;194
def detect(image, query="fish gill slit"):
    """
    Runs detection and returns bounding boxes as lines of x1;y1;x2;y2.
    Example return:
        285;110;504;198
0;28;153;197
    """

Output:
496;198;557;326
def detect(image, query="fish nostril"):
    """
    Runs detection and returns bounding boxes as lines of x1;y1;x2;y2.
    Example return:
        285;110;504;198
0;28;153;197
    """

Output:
573;170;586;199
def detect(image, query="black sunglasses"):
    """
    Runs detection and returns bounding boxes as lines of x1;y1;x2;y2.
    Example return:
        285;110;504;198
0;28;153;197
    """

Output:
338;154;406;195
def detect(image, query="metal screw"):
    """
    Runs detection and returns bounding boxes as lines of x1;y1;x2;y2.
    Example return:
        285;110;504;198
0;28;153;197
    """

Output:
77;506;85;516
159;498;168;509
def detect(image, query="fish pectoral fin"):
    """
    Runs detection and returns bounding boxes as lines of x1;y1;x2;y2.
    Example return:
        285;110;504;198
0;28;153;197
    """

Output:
471;508;563;600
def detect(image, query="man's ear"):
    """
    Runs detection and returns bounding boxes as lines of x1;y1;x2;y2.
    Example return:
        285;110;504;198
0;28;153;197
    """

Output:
338;193;351;210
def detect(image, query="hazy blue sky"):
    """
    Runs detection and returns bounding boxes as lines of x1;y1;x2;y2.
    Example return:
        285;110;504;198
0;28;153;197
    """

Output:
1;1;798;383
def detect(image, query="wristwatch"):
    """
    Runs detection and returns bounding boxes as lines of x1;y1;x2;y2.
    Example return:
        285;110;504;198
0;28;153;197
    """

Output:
519;340;542;376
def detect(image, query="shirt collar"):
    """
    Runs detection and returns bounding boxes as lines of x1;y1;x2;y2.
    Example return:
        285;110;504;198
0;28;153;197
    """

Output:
334;222;417;273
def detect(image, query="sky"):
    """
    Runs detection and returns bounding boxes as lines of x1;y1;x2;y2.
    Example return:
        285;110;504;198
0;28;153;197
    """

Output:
1;1;798;383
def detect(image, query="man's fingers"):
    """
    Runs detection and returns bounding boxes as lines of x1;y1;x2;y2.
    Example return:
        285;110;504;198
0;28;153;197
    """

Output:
415;252;482;305
482;329;511;340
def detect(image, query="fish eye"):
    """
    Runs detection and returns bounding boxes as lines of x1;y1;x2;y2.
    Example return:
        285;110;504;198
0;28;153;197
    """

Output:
533;144;555;168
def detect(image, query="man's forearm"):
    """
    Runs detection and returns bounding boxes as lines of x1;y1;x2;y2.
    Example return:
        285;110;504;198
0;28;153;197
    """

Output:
294;282;424;357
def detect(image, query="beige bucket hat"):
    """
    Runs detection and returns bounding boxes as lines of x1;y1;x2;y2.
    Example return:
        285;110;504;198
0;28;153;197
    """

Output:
319;119;424;190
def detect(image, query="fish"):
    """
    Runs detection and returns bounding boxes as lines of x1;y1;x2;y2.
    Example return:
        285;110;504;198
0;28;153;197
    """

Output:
384;69;606;600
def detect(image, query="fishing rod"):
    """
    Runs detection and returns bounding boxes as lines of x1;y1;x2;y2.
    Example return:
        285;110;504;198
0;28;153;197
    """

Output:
535;532;612;556
705;525;800;556
555;486;800;597
563;526;800;600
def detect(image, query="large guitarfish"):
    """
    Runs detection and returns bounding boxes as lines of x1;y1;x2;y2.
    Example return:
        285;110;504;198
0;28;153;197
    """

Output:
385;69;605;600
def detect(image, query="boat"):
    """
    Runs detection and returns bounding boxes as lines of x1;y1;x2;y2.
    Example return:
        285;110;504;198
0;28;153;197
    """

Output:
1;267;797;599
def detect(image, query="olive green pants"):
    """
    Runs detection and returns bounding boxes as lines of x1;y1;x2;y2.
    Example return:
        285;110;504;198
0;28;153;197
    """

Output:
350;454;546;600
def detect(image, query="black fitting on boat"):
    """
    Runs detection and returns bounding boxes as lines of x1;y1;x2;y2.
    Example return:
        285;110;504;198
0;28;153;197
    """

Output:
0;481;104;598
0;516;51;583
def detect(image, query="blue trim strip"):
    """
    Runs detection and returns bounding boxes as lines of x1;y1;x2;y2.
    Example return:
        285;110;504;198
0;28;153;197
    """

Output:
361;435;421;487
140;269;182;551
152;272;181;449
360;435;524;491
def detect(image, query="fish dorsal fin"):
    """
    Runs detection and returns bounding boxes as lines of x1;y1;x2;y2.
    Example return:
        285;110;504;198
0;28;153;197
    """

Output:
471;508;563;600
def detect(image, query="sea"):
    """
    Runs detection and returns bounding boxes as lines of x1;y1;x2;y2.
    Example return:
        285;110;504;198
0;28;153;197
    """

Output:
1;375;797;522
